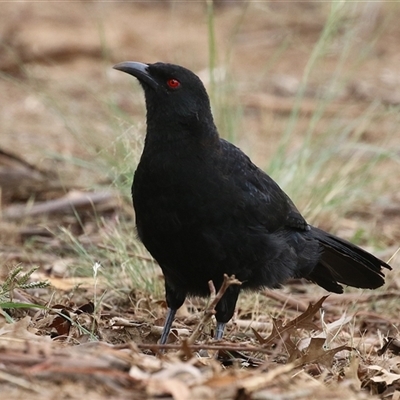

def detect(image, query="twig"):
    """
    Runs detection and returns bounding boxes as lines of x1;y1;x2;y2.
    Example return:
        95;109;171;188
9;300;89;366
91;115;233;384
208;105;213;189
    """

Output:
3;190;119;220
0;370;42;393
135;342;273;355
183;274;242;349
208;279;217;298
233;319;272;332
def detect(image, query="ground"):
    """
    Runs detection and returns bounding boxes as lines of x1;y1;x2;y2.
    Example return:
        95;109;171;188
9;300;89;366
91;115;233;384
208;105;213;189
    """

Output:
1;2;400;399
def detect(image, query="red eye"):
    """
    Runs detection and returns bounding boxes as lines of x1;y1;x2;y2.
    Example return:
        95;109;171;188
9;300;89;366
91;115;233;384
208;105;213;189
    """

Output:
167;78;180;89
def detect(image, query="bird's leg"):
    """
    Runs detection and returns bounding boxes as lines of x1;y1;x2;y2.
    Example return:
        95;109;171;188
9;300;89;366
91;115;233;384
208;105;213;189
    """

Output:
215;322;226;340
214;284;241;340
160;280;186;344
159;307;177;345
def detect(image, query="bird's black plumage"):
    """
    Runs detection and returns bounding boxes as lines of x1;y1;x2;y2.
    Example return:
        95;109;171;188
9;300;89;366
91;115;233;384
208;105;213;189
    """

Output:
113;61;391;343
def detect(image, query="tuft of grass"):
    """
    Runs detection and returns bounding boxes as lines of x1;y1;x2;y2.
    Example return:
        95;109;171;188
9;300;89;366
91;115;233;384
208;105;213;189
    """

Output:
49;216;162;302
0;266;50;305
0;266;50;323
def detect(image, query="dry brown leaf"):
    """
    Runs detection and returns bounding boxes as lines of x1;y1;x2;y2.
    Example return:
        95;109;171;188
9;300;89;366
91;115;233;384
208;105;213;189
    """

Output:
146;363;202;400
262;296;326;344
50;313;71;337
147;378;191;400
236;363;297;393
0;316;51;344
392;391;400;400
369;365;400;385
271;318;299;356
293;337;353;368
254;296;327;358
287;296;328;331
295;312;354;353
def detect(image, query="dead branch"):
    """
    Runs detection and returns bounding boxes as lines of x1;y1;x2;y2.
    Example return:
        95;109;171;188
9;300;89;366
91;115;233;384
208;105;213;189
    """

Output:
2;190;120;220
135;342;274;355
183;274;242;348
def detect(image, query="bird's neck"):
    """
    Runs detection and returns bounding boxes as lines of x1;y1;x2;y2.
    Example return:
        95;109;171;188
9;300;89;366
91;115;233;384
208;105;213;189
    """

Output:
144;113;219;150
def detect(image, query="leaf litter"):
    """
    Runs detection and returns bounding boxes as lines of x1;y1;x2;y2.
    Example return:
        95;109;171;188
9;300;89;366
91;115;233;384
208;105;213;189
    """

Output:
1;276;399;400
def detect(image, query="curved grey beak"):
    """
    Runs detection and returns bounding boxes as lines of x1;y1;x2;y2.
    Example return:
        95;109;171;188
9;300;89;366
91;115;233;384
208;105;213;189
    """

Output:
113;61;158;89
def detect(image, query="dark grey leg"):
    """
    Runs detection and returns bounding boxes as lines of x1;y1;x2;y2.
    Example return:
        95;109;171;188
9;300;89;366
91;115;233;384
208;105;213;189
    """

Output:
159;307;177;345
215;321;226;340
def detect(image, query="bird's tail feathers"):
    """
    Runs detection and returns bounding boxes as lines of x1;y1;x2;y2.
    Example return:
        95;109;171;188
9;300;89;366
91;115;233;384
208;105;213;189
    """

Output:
306;226;391;293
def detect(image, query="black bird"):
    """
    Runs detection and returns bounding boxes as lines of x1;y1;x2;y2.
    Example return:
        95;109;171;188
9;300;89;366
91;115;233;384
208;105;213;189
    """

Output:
113;61;391;344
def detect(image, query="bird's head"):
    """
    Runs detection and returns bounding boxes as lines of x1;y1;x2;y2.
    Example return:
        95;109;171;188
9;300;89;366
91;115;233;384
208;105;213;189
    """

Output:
113;61;217;140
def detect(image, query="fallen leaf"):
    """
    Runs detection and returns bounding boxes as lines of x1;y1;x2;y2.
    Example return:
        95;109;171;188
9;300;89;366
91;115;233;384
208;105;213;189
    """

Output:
254;296;328;359
369;365;400;385
293;337;353;368
0;316;51;343
321;312;354;343
260;296;327;345
147;378;191;400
